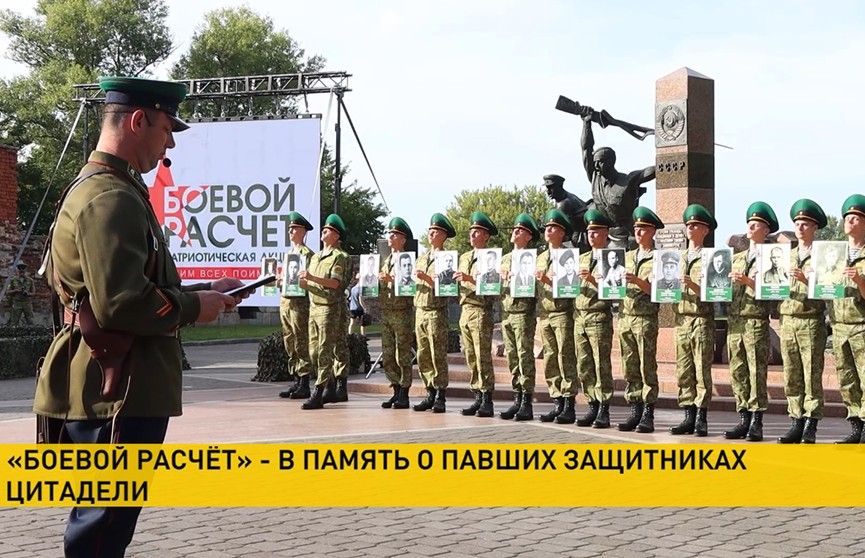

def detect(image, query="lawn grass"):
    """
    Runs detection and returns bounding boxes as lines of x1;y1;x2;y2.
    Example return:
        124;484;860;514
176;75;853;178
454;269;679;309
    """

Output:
180;323;383;341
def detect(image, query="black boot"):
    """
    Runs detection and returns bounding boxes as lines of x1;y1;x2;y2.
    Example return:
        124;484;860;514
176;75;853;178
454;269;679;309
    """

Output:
476;392;494;418
461;391;482;416
288;375;311;400
694;407;708;437
777;418;806;444
670;405;697;435
334;377;349;402
301;383;325;410
539;397;564;422
278;375;301;398
413;388;436;412
322;380;337;404
555;396;577;424
432;389;447;413
636;403;655;433
382;384;400;409
616;402;644;432
499;391;522;420
801;418;819;444
393;386;410;409
724;410;752;440
577;400;600;427
746;411;764;442
514;393;533;421
836;417;863;444
592;402;611;429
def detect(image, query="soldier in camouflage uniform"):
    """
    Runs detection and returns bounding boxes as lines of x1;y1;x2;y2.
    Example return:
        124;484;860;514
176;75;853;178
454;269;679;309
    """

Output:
778;199;827;444
330;241;354;403
574;209;615;429
535;209;579;423
670;204;716;437
413;213;456;413
278;212;315;399
499;213;541;421
724;202;776;442
7;262;35;325
617;207;663;433
831;194;865;443
456;211;498;418
378;217;416;410
300;214;350;410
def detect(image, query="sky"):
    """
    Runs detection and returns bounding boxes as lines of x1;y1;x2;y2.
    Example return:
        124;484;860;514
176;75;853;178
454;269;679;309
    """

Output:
2;0;865;244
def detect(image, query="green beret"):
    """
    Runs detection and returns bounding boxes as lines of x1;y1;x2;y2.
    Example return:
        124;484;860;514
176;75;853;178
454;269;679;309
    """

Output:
632;206;665;229
469;211;498;236
287;211;313;231
323;213;346;238
661;252;680;265
387;216;413;240
542;174;565;188
746;201;779;233
558;249;576;266
98;76;189;132
428;213;456;238
789;199;827;229
584;209;613;230
513;213;540;242
543;208;572;237
842;194;865;218
682;204;717;230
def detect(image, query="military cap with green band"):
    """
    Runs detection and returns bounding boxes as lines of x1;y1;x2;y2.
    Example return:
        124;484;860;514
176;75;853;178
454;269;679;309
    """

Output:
584;208;614;230
469;211;498;236
287;211;314;231
543;208;572;237
789;199;827;229
746;201;779;233
513;213;540;242
682;204;717;230
323;213;347;238
429;213;456;238
387;216;413;240
98;76;189;132
632;206;665;229
842;194;865;218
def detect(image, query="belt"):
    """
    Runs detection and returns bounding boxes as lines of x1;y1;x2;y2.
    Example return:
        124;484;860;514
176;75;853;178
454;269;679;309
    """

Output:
63;307;178;338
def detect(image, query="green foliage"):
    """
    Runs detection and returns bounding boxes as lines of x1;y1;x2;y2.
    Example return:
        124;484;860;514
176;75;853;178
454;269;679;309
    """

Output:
346;333;370;375
816;215;845;241
448;328;461;354
0;324;53;379
441;185;552;254
252;330;371;382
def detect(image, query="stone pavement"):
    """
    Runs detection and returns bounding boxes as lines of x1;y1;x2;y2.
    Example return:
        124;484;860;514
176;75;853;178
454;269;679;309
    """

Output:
0;343;862;558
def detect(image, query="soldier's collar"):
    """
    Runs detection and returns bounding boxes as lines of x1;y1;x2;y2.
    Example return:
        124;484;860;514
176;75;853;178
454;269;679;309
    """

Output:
87;151;146;189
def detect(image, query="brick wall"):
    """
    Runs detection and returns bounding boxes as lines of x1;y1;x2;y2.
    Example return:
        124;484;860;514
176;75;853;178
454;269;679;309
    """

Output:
0;146;17;224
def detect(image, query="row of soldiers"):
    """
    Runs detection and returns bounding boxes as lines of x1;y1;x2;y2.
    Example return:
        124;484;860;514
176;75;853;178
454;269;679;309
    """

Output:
275;195;865;444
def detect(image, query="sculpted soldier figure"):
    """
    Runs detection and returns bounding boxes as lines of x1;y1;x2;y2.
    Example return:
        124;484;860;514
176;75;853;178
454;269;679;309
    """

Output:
543;174;588;248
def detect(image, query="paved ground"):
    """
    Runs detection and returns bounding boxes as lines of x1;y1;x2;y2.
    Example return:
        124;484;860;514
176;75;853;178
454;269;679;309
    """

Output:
0;342;861;558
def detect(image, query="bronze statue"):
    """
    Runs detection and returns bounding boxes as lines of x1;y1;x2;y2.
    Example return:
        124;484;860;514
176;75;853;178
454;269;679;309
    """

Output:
543;174;588;249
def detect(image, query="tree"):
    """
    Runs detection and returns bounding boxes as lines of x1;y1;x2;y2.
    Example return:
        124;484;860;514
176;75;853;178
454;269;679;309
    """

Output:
816;215;845;241
442;185;552;254
0;0;174;233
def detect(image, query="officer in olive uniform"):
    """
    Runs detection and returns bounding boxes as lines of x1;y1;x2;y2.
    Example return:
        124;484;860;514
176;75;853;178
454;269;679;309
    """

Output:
378;217;416;409
456;211;498;417
535;209;579;423
278;212;315;399
33;76;239;558
670;204;716;437
7;262;35;325
574;209;615;429
778;199;827;444
413;213;456;413
301;214;350;410
617;207;663;433
499;213;540;421
724;202;776;442
831;194;865;443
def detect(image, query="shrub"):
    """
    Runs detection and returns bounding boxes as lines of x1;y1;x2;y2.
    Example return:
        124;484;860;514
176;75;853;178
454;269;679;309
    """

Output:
253;332;371;381
0;325;53;380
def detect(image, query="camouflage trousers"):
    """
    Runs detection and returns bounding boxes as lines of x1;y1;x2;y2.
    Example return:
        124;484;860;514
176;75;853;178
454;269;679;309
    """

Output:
381;309;415;388
573;310;613;403
539;311;578;398
832;322;865;420
618;313;659;404
309;304;340;386
415;307;449;389
333;303;350;379
459;304;494;393
502;311;537;394
8;302;33;325
727;316;769;412
279;297;312;378
780;315;826;419
675;314;714;408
